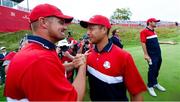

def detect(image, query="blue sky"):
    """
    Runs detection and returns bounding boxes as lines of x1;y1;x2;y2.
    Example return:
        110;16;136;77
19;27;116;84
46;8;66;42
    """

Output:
19;0;180;22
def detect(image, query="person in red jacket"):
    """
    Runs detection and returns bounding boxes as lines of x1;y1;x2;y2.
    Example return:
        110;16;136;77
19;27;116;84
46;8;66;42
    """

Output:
5;3;86;101
80;15;147;101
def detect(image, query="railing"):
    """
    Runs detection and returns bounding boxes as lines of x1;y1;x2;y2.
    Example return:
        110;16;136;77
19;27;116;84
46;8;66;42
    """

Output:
0;0;30;12
0;0;18;7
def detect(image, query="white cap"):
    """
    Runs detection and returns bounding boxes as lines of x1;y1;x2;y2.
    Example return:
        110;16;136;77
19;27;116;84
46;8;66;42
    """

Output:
0;47;6;50
57;39;71;47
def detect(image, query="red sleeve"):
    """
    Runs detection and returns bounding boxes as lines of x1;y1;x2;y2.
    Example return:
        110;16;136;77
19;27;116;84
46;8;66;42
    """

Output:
61;56;72;63
3;51;16;60
21;57;77;101
68;37;75;42
140;30;147;43
124;53;147;95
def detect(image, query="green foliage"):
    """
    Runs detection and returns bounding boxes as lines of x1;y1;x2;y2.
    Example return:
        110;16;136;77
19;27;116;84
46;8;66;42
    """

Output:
111;8;132;20
156;27;180;42
66;24;180;48
0;85;5;101
67;24;87;40
0;30;31;51
1;25;180;51
111;26;180;47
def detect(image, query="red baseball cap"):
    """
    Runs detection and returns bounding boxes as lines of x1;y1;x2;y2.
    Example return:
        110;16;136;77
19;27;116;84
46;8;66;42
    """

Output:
29;3;73;23
80;15;111;29
147;18;160;23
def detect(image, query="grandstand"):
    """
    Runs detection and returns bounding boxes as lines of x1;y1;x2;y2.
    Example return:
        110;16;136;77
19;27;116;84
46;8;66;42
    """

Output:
110;19;178;27
0;0;30;32
0;0;18;8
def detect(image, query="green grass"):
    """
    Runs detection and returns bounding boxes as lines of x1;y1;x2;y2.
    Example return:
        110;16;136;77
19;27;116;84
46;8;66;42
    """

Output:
1;24;179;50
125;43;180;101
0;30;31;51
0;25;180;101
0;85;5;101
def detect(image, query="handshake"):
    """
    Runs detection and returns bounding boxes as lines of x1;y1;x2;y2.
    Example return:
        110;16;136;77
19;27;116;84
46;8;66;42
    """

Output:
63;51;90;71
73;54;87;68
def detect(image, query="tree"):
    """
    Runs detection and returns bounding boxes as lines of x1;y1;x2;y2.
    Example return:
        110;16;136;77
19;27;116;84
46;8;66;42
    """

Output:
111;8;132;20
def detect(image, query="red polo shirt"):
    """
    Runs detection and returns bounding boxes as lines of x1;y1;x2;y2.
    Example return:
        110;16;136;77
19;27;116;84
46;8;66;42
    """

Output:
140;27;156;43
5;35;77;101
140;27;161;55
87;40;147;100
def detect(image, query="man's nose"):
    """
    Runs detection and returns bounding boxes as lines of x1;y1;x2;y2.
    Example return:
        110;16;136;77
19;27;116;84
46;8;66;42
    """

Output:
87;30;91;36
63;26;67;31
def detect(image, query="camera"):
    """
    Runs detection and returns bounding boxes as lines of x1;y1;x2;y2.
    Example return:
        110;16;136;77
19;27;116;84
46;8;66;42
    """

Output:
82;39;90;53
84;39;89;45
60;45;69;52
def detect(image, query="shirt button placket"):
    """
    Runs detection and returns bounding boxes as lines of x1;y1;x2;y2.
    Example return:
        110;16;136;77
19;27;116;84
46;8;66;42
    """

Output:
96;53;100;69
97;53;100;61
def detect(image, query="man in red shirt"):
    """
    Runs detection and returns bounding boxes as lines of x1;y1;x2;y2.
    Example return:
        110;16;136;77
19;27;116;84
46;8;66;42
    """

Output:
140;18;166;97
5;3;86;101
80;15;147;101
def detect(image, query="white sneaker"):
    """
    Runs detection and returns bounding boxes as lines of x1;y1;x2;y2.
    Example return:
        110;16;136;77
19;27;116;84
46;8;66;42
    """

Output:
154;83;166;92
147;87;157;97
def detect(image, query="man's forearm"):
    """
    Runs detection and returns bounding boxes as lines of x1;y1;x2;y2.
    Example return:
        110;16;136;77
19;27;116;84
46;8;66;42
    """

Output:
72;65;86;101
63;62;74;71
141;43;148;55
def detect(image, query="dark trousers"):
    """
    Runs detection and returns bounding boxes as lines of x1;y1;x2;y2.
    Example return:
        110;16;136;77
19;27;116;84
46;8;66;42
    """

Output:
0;66;5;85
147;55;162;87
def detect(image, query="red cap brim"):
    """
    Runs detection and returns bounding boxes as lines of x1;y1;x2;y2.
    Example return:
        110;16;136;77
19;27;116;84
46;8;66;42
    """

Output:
57;15;73;23
80;20;88;28
80;20;100;28
156;20;160;22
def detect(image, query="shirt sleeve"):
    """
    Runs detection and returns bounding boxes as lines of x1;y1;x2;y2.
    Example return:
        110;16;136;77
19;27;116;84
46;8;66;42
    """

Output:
140;30;147;43
21;56;77;101
124;53;147;95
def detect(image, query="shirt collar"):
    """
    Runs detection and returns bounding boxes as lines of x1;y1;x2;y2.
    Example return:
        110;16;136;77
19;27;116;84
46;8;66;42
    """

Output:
27;35;56;50
94;39;113;53
146;27;154;32
2;52;7;56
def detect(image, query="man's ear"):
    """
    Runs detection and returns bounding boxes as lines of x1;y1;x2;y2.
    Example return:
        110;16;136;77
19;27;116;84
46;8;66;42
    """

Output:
102;26;108;35
38;17;48;29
